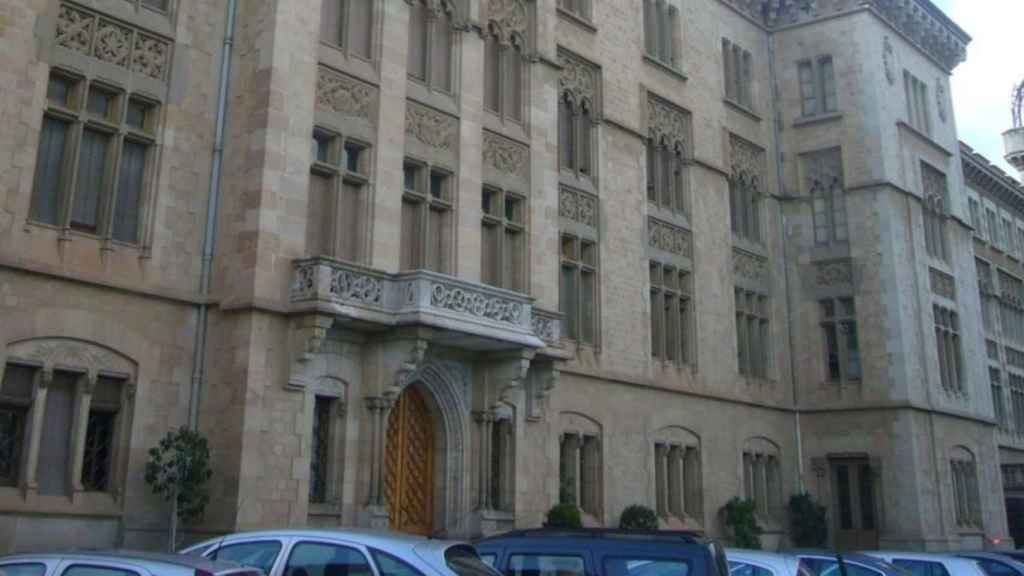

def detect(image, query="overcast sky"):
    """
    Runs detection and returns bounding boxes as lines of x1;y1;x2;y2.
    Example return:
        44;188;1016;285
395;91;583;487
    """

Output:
931;0;1022;181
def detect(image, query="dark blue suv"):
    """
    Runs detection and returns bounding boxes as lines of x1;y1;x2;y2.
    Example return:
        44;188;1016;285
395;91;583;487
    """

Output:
474;529;729;576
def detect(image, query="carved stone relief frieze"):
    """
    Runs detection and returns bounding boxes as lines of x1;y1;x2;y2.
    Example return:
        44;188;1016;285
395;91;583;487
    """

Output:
558;50;598;107
430;283;523;325
729;134;765;181
559;188;597;227
406;101;458;151
55;2;171;81
316;66;376;121
814;260;854;288
648;218;692;258
482;131;529;178
486;0;528;42
733;249;769;284
803;147;844;195
647;95;692;152
883;36;896;86
6;338;135;377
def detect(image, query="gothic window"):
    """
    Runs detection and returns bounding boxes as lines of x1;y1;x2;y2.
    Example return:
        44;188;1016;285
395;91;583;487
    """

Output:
798;56;837;117
0;364;33;487
821;298;861;384
950;448;982;528
968;198;982;238
736;288;769;379
308;129;370;262
729;137;764;243
490;417;514;512
933;305;963;393
1007;218;1019;259
559;93;594;179
557;0;591;21
81;375;124;492
904;70;931;135
559;415;602;518
309;395;332;504
742;438;782;519
1000;270;1024;346
804;148;847;245
650;262;691;365
722;39;753;109
30;69;159;245
484;4;529;125
401;159;454;273
321;0;373;60
408;0;455;93
977;260;997;334
643;0;680;70
560;233;598;345
653;427;701;522
646;139;687;214
991;368;1008;429
921;163;948;261
987;207;999;248
482;187;527;292
1011;374;1024;434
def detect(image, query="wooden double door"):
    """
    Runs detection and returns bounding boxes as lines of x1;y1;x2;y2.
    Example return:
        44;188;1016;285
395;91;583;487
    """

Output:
832;458;879;550
384;386;436;535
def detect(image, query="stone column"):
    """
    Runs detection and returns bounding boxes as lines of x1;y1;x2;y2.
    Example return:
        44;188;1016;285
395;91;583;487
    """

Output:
475;410;495;510
69;372;96;503
364;396;394;508
23;368;51;499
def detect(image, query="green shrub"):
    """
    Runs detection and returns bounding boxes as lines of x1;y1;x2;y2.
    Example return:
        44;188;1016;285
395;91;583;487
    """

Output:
788;492;828;547
619;505;659;530
723;497;763;549
545;503;583;529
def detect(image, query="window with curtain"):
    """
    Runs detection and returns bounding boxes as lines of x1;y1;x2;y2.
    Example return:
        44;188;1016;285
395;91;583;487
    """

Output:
308;129;370;262
407;0;455;93
320;0;373;59
643;0;680;70
29;71;158;245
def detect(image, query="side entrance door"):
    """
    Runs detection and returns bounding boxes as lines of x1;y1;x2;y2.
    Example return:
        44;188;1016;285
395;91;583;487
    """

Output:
831;458;879;550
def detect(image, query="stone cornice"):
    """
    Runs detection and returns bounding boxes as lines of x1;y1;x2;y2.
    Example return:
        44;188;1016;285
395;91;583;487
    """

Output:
718;0;969;72
961;141;1024;215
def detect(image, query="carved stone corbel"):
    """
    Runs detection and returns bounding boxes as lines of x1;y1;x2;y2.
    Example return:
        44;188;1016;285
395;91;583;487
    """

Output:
490;350;534;409
287;314;334;390
526;360;559;422
394;339;430;392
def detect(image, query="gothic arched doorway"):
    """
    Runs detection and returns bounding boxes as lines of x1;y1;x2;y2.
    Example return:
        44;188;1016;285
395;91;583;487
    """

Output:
384;385;435;535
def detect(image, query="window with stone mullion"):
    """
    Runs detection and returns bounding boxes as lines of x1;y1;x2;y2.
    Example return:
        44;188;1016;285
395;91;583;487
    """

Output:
560;233;598;345
310;130;369;262
821;297;861;384
321;0;373;59
484;28;525;123
0;364;34;488
401;161;454;273
481;187;527;292
647;140;687;215
991;368;1008;429
81;375;123;492
559;95;594;180
650;262;691;364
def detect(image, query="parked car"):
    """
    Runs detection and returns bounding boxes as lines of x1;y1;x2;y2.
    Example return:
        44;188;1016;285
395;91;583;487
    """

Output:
0;550;263;576
956;553;1024;576
726;549;905;576
473;528;730;576
180;529;498;576
862;551;986;576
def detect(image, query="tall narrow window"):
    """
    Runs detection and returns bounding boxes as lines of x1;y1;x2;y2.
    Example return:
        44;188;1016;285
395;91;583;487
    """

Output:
904;70;931;135
309;396;332;504
805;149;847;245
407;1;428;81
650;262;692;364
481;187;527;292
819;57;837;113
0;364;35;487
992;369;1007;429
321;0;373;59
559;94;594;179
653;430;701;522
29;72;158;244
646;126;689;215
821;298;861;383
82;376;123;492
798;56;837;117
934;305;963;393
559;429;601;517
490;418;513;512
722;40;736;102
401;161;453;273
38;371;78;496
921;164;949;261
951;451;982;528
308;129;369;262
798;61;817;117
736;289;769;379
484;11;529;123
742;440;782;519
408;1;455;92
561;234;598;345
643;1;679;69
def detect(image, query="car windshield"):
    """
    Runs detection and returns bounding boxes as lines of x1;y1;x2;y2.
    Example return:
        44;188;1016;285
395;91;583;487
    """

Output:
445;546;501;576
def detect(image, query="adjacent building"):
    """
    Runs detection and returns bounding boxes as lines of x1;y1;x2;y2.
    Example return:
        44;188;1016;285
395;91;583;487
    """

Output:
0;0;1011;553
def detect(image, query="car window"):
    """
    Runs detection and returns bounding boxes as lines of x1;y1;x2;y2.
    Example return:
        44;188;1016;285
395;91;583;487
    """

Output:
799;558;840;576
843;562;883;576
507;555;586;576
479;556;497;569
446;547;501;576
370;550;425;576
604;558;690;576
285;541;373;576
0;564;47;576
729;561;773;576
978;561;1019;576
891;560;949;576
213;540;284;573
61;567;137;576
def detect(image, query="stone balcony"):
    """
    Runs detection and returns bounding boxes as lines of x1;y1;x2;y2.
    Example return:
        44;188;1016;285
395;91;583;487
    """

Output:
291;257;560;351
1005;127;1024;177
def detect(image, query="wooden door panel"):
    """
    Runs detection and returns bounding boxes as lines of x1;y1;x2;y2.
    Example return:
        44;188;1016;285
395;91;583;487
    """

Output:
385;387;435;535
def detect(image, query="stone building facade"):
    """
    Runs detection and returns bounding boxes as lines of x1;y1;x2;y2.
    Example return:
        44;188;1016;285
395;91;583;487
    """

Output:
0;0;1010;553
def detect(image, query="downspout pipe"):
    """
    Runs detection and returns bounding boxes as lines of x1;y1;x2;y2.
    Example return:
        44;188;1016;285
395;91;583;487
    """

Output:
767;32;806;493
188;0;237;430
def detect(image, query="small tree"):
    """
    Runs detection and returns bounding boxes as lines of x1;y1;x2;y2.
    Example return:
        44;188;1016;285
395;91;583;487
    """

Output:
619;505;659;530
788;492;828;547
144;428;213;552
723;497;763;549
545;503;583;529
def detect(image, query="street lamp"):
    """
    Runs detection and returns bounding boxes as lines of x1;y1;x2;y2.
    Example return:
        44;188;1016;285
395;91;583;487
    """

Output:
1005;79;1024;179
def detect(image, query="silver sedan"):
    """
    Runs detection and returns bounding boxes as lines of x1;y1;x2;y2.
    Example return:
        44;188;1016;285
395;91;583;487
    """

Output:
180;529;498;576
0;550;263;576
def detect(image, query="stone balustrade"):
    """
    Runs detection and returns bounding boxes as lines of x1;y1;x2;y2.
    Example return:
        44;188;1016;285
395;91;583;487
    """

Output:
292;257;552;349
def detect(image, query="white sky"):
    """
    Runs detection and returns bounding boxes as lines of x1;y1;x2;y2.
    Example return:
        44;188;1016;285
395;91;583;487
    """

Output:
932;0;1022;181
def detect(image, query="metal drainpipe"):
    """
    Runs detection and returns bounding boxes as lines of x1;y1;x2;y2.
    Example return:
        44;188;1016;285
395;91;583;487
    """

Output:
188;0;237;430
767;32;806;493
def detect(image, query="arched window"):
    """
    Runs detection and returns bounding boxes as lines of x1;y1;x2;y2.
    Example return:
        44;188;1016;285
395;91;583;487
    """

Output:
950;446;982;528
653;426;702;524
805;148;847;245
647;138;688;214
307;377;347;506
483;4;530;124
407;0;456;93
559;93;576;170
559;412;602;519
741;437;782;519
730;172;760;242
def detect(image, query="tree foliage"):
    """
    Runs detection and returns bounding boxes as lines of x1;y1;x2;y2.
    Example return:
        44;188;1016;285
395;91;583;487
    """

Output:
545;503;583;529
619;505;659;530
788;492;828;547
723;497;763;549
144;428;213;525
